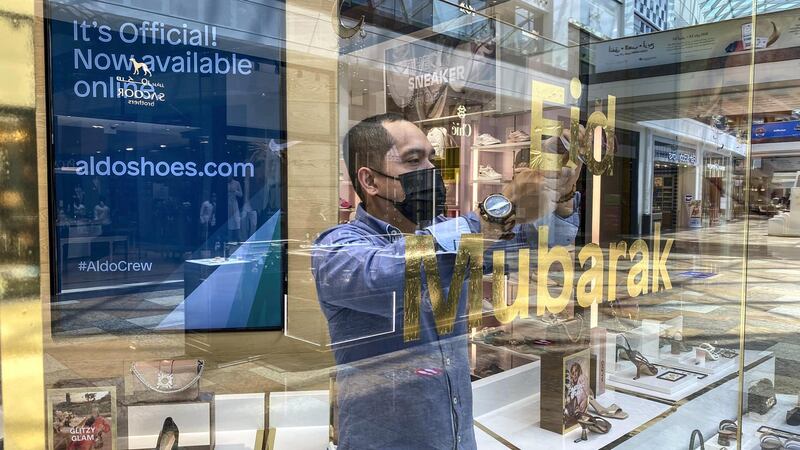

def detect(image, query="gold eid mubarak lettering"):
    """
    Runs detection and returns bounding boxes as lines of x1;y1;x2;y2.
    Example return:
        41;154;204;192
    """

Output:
402;80;665;342
530;78;616;175
403;224;674;342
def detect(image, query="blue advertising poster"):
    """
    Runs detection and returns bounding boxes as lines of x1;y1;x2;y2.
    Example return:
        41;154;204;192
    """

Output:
47;1;285;332
752;121;800;142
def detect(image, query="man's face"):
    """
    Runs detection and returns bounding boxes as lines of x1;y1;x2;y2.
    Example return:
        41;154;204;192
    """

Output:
375;120;436;200
382;120;436;177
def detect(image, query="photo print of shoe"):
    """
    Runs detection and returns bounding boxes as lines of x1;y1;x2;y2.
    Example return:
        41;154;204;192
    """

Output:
155;417;179;450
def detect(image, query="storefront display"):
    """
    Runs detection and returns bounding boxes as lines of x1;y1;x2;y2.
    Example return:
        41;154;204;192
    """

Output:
3;0;800;448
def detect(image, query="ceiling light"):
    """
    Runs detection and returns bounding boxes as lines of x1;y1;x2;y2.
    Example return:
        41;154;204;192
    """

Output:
160;144;167;148
125;147;134;151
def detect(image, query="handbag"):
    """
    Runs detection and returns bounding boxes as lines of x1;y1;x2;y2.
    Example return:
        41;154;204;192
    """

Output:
748;378;777;415
128;359;204;403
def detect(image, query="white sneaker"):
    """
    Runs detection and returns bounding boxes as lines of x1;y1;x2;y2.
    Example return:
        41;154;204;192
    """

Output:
476;133;501;146
507;130;530;143
478;165;502;180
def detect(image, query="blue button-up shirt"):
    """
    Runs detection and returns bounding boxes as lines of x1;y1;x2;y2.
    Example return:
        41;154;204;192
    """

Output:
311;202;579;450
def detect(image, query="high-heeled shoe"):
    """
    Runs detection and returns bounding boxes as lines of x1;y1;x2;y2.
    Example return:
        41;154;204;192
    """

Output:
588;397;628;419
619;335;658;380
155;417;179;450
573;414;612;443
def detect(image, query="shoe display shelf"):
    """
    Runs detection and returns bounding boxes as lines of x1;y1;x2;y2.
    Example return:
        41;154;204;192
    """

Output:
617;354;776;449
472;359;672;449
470;139;525;209
607;347;771;403
735;393;800;450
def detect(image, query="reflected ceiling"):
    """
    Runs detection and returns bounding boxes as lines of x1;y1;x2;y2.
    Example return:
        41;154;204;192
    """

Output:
701;0;800;22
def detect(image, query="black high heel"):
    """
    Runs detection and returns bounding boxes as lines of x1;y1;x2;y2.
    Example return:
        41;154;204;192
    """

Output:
619;335;658;380
155;417;179;450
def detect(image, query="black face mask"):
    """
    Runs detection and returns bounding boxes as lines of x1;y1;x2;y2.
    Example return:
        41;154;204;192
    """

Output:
371;167;447;227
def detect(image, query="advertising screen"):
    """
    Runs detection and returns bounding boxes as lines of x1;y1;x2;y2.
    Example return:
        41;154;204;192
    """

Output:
47;0;285;332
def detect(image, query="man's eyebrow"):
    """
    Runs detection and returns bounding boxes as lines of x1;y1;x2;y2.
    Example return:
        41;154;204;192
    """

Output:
400;147;433;159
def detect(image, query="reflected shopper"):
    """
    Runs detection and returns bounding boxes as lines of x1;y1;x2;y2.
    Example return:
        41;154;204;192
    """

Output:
312;113;582;449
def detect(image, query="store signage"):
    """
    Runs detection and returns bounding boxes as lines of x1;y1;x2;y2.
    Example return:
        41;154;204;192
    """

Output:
403;224;674;341
684;194;693;203
654;147;697;166
752;120;800;141
385;17;496;122
592;12;798;73
48;1;285;331
450;104;472;136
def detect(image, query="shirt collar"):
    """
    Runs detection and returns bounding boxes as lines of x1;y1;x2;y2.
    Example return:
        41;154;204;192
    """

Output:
355;204;403;239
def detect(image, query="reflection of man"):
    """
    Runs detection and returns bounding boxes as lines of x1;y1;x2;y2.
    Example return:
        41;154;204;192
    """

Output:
199;193;217;245
227;177;242;242
312;113;581;449
566;362;590;419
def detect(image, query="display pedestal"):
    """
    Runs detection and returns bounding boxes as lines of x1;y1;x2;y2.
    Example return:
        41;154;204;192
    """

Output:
608;350;771;403
472;357;671;449
608;364;697;395
657;347;738;375
128;401;212;449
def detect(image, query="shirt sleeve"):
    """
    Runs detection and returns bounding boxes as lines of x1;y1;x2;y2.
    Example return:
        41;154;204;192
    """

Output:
311;228;406;318
461;195;581;271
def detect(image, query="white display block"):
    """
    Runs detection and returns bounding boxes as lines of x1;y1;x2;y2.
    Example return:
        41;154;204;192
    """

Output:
640;320;662;359
608;349;772;403
474;391;670;449
624;324;668;360
657;347;738;375
608;364;698;395
268;390;329;428
215;393;265;450
268;425;510;450
271;425;329;450
128;402;210;449
472;354;671;449
769;185;800;236
606;331;624;373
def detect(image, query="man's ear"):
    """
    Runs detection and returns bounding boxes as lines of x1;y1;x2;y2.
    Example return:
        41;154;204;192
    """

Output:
357;167;379;198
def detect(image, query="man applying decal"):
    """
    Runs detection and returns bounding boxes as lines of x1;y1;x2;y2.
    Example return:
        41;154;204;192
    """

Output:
312;113;581;449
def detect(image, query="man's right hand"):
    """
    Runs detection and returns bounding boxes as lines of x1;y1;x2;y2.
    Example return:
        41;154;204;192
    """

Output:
503;167;556;224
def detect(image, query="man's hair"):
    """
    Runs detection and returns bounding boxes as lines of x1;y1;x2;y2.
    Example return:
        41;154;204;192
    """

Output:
344;113;405;203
